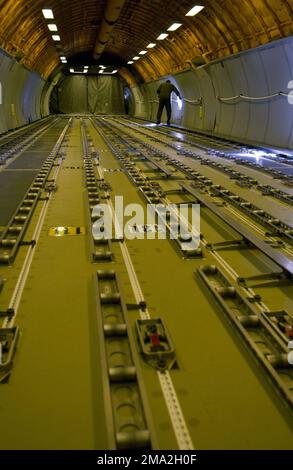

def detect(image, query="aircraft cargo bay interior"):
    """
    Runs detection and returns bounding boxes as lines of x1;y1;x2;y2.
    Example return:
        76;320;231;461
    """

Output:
0;0;293;451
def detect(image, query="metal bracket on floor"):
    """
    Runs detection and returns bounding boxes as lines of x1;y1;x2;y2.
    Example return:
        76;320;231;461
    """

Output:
20;240;36;247
237;271;292;288
163;189;184;195
206;239;250;251
0;326;20;383
136;318;176;371
0;308;15;318
263;310;293;343
126;301;147;311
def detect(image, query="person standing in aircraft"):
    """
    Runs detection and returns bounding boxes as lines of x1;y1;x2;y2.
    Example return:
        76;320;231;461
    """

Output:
156;79;181;126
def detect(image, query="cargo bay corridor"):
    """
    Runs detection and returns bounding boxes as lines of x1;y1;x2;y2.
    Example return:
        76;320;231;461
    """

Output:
0;115;292;449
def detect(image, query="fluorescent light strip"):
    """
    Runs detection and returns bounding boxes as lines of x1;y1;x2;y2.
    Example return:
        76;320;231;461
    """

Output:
42;9;54;19
70;68;74;73
157;33;168;40
112;70;118;74
48;24;58;31
167;23;182;31
52;35;61;41
60;56;66;60
127;61;134;64
133;56;140;60
139;50;147;55
186;5;205;16
147;43;156;48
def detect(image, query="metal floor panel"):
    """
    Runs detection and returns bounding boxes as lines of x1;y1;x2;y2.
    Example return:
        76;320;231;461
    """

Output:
0;170;38;225
23;141;57;152
8;150;52;170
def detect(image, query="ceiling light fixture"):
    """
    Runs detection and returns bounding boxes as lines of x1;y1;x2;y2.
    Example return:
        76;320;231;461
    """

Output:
167;23;182;31
42;9;54;19
112;70;118;74
133;56;140;60
147;43;156;48
139;50;147;55
186;5;205;16
157;33;168;40
52;35;61;41
127;61;134;64
70;68;74;73
48;24;58;31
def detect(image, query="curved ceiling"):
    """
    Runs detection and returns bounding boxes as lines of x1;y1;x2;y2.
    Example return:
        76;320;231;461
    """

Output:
0;0;292;82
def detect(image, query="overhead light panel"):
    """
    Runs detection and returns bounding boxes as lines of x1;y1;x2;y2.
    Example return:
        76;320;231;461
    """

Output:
112;70;118;74
167;23;182;31
84;66;89;69
157;33;168;40
60;56;66;60
133;56;140;60
42;9;54;19
99;65;106;68
127;61;134;64
48;24;58;31
139;50;147;55
147;43;156;48
186;5;205;16
70;68;74;73
99;70;104;74
52;35;61;41
61;60;67;63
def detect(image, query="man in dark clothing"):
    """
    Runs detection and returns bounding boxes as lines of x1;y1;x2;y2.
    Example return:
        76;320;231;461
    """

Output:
156;79;181;125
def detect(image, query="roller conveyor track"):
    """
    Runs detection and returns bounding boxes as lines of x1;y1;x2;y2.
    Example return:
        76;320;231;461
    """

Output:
81;119;114;262
197;265;293;410
94;269;152;450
